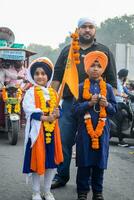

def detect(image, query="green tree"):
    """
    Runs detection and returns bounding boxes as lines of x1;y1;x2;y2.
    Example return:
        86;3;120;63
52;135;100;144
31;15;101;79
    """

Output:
96;14;134;55
27;35;71;64
58;36;71;50
27;43;61;64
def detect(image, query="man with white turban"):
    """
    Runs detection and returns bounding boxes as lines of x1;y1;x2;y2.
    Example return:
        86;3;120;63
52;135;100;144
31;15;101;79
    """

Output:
51;17;117;189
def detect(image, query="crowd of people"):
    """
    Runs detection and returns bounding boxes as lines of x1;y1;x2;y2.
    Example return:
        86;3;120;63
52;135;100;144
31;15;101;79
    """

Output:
0;17;133;200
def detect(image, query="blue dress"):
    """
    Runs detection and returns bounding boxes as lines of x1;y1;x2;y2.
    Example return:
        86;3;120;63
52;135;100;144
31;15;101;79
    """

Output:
72;79;117;169
23;112;56;174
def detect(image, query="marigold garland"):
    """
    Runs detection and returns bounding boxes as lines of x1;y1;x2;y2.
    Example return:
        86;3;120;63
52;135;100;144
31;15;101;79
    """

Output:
83;78;107;149
71;29;80;65
2;86;22;114
35;86;57;144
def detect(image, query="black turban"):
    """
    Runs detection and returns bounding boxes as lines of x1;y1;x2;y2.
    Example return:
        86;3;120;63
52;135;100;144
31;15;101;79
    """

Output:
30;62;52;81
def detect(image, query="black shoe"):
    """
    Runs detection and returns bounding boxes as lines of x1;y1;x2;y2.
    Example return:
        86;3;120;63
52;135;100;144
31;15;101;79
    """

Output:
77;192;87;200
118;141;128;147
92;193;104;200
51;179;67;189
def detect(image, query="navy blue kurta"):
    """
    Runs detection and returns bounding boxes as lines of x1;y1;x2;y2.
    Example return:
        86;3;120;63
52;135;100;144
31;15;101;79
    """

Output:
72;79;117;169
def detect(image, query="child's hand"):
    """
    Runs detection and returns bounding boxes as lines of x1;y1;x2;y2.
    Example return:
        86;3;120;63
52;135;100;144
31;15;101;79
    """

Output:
99;95;108;107
52;107;60;119
89;94;99;106
41;108;60;123
47;108;60;122
47;114;56;123
41;114;55;122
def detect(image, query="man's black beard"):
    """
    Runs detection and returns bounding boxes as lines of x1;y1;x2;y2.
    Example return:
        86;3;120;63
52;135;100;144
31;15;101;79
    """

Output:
79;35;94;45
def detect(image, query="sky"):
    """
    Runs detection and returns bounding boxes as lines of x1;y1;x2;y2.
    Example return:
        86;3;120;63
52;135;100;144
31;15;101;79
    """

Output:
0;0;134;48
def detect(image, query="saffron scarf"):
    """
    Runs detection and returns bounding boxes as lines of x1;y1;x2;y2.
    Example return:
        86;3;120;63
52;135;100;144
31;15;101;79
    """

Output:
30;87;63;175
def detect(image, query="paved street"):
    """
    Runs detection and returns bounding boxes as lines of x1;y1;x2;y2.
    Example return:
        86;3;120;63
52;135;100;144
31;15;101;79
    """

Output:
0;130;134;200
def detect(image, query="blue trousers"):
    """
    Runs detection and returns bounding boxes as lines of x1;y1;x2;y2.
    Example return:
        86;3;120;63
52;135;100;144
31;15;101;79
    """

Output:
55;97;77;182
77;166;104;194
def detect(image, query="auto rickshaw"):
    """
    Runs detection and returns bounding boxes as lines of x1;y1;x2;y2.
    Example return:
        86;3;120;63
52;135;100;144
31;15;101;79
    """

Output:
0;27;36;145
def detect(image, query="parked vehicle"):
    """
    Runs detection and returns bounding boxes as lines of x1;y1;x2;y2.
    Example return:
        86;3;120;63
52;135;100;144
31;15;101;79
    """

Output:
110;91;134;139
0;27;36;145
1;86;22;144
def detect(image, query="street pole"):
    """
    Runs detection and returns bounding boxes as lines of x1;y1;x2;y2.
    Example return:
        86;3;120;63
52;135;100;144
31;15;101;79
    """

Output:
126;43;130;69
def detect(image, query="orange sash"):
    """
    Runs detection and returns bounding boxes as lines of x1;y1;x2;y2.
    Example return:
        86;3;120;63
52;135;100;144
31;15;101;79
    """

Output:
30;87;63;175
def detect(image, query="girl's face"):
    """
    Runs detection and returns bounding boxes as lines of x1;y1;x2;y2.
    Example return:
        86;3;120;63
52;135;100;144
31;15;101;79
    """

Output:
33;67;48;86
87;61;103;80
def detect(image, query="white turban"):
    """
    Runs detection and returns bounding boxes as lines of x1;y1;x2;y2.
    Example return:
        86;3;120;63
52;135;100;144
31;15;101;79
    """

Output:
77;17;96;28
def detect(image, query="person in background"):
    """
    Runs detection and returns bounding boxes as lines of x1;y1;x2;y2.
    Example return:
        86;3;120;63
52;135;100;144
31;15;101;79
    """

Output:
116;68;132;147
0;59;25;89
72;51;117;200
5;60;28;90
0;58;25;127
127;81;134;92
51;17;117;189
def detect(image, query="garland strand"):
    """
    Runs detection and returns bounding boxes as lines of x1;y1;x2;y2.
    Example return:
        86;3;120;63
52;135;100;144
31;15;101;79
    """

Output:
83;78;107;149
35;86;57;144
71;29;80;65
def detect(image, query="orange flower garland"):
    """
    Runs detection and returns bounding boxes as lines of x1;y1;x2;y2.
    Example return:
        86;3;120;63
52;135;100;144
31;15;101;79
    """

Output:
83;78;107;149
71;30;80;65
2;86;8;102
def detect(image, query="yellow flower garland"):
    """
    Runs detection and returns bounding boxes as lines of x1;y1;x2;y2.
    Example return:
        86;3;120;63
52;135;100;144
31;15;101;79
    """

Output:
2;86;22;114
35;86;57;144
83;78;107;149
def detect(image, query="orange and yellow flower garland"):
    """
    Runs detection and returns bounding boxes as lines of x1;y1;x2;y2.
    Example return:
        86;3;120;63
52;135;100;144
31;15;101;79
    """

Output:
2;87;22;114
83;78;107;149
35;86;57;144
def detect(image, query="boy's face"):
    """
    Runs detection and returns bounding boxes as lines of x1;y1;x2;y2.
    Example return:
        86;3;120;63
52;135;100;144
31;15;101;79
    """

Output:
87;61;104;79
34;67;48;86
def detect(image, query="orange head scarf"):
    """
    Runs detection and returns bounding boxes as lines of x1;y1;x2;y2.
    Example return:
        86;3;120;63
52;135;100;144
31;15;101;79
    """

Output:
84;51;108;73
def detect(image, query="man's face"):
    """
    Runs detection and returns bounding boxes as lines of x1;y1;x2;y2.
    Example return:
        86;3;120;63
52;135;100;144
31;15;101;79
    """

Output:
78;22;96;44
